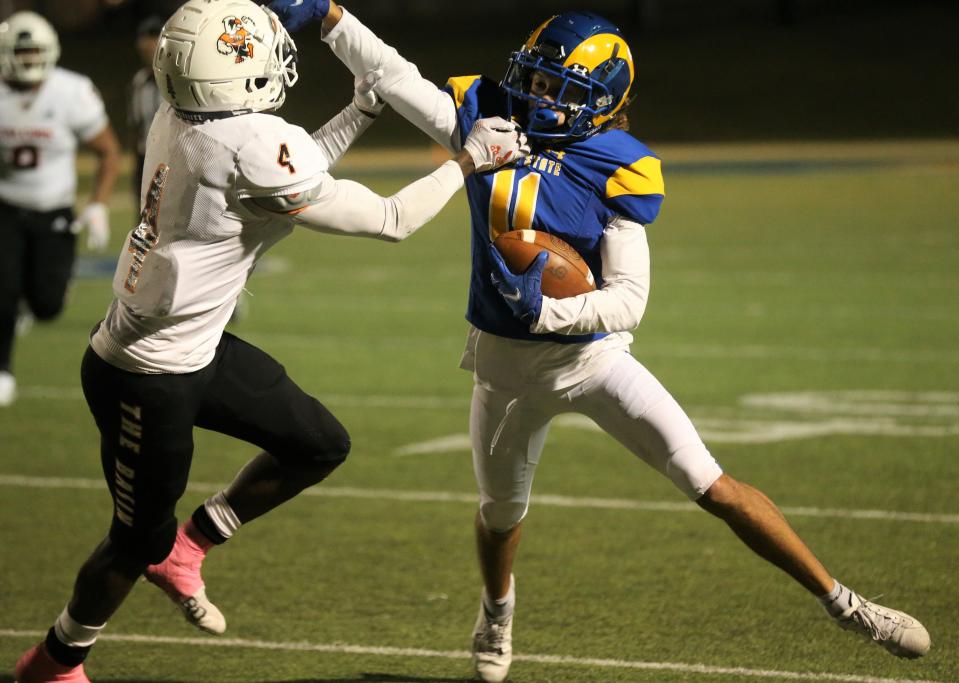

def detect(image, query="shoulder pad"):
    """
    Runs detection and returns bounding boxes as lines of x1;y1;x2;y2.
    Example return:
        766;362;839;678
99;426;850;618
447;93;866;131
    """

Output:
444;75;483;110
606;155;664;200
236;116;327;198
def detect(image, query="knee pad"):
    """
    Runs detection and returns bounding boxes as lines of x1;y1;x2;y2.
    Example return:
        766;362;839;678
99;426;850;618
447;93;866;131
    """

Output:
296;420;351;466
666;442;723;500
479;500;527;534
108;514;178;565
29;298;65;321
282;431;351;468
325;428;351;463
276;396;352;467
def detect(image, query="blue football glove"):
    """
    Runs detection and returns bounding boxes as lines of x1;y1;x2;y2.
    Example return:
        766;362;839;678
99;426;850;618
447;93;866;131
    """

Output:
268;0;330;32
489;245;547;325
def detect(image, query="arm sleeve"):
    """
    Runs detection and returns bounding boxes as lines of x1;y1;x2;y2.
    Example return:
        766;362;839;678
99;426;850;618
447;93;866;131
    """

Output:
531;216;651;335
310;102;376;169
322;8;461;151
276;160;465;242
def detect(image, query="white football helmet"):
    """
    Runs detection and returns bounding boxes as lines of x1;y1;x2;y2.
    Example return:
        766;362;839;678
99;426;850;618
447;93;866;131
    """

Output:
154;0;297;115
0;11;61;85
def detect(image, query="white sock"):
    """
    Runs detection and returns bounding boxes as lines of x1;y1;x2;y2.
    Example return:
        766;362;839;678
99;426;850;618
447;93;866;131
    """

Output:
818;579;861;618
483;574;515;620
203;491;241;540
53;606;106;648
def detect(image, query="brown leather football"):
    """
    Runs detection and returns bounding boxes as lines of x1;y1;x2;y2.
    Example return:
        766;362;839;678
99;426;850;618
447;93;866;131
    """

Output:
492;230;596;298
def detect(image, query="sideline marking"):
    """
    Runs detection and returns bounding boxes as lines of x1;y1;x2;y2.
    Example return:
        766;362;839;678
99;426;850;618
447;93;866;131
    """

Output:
0;629;943;683
1;474;956;525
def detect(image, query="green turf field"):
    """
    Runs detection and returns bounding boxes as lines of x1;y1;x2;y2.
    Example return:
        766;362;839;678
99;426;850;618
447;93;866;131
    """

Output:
1;142;957;682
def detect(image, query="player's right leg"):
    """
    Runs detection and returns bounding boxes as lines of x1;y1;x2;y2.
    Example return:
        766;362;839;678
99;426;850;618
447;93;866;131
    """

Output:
573;351;930;658
193;332;351;523
0;200;27;407
145;332;351;633
468;380;556;683
15;345;210;679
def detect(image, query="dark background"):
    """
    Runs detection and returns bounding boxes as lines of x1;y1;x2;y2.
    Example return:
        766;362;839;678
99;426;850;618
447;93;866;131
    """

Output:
4;0;958;147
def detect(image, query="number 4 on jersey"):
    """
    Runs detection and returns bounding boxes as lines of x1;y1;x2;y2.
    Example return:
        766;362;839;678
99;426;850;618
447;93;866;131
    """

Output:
124;164;169;294
277;143;296;174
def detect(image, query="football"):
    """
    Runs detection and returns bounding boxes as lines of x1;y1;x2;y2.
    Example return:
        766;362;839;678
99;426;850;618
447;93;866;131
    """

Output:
492;230;596;298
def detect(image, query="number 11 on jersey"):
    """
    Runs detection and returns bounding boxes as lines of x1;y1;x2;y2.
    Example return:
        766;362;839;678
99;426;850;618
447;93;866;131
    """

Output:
488;170;542;241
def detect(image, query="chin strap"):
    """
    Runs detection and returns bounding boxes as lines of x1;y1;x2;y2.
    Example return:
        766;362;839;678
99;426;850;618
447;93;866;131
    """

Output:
174;109;253;123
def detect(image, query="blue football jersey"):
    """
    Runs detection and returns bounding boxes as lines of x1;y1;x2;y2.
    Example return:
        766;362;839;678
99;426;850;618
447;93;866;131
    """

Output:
444;75;665;344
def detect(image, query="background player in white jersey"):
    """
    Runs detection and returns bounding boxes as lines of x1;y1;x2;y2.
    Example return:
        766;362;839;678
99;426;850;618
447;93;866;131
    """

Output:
0;11;121;407
270;2;931;681
13;1;527;681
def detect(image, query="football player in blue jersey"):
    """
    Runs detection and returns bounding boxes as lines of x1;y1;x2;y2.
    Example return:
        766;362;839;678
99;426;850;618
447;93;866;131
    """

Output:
271;2;930;680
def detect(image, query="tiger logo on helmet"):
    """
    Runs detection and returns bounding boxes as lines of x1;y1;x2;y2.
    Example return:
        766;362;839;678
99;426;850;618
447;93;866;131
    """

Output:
216;16;256;63
154;0;298;115
501;11;634;142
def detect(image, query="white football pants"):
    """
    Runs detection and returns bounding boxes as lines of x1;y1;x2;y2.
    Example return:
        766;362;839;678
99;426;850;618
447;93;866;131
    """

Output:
471;351;723;532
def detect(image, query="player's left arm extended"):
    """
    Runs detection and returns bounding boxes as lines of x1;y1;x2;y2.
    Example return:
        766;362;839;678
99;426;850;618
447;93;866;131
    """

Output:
531;215;651;335
243;117;525;242
270;1;459;149
317;5;460;152
273;165;464;242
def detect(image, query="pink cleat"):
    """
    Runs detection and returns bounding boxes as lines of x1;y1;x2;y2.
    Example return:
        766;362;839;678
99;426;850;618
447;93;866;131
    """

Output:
14;642;90;683
144;520;226;635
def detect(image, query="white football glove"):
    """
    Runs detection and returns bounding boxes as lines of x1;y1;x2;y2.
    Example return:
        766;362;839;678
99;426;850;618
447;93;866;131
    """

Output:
353;70;385;117
463;117;529;173
71;202;110;251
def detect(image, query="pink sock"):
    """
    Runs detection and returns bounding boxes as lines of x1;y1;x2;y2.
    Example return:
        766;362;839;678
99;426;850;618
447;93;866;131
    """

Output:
182;519;214;553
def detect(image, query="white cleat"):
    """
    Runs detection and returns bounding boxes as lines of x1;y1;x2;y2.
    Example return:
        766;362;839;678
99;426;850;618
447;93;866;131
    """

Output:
472;600;513;682
177;586;226;635
836;593;931;658
0;371;16;407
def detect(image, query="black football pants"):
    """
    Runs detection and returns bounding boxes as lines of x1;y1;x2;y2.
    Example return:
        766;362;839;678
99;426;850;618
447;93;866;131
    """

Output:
0;200;76;371
80;331;352;563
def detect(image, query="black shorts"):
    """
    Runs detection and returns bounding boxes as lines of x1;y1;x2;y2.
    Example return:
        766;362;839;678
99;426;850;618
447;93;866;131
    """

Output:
80;331;350;562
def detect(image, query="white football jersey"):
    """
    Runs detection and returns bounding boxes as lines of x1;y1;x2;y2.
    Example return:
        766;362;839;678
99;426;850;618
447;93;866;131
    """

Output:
0;67;108;211
91;103;328;373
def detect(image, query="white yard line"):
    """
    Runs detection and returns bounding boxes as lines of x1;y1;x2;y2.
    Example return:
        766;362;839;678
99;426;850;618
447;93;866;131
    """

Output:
0;629;944;683
1;474;957;525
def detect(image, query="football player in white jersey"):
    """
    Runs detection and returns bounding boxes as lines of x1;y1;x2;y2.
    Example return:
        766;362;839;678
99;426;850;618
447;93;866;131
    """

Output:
268;2;931;681
13;1;527;680
0;11;121;407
